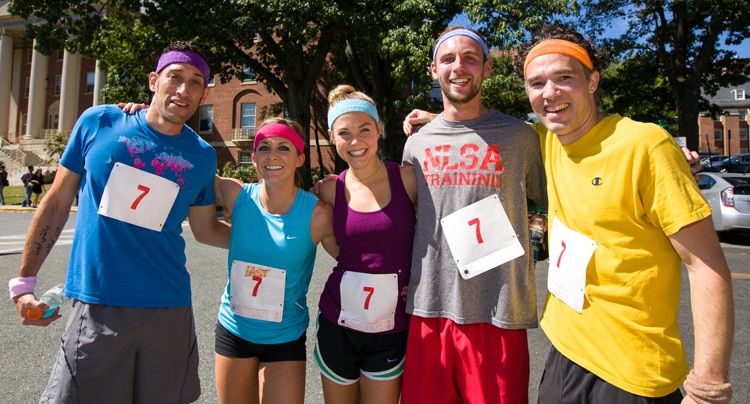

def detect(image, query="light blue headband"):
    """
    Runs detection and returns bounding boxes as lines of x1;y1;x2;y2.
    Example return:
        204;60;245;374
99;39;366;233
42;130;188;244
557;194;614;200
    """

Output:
432;29;490;61
327;99;379;128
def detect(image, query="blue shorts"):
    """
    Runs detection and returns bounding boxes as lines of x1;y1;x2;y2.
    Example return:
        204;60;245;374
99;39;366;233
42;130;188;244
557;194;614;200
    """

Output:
313;313;407;385
214;322;306;362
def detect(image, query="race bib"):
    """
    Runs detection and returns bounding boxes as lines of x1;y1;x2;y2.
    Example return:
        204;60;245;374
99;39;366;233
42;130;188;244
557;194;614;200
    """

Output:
547;217;597;313
441;194;525;279
229;260;286;322
98;163;179;231
338;271;398;333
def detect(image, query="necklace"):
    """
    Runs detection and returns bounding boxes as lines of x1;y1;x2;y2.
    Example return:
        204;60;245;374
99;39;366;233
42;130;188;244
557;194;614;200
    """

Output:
348;161;384;183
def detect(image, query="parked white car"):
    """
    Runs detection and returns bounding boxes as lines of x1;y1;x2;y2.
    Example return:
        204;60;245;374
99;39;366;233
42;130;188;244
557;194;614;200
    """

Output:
695;172;750;232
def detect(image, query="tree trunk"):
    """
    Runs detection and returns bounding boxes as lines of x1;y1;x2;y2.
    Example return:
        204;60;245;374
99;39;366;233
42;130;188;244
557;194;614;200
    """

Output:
673;80;702;151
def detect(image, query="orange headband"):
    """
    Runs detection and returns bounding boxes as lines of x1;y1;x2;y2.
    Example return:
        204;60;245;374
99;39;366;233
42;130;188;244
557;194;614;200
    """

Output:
523;39;594;77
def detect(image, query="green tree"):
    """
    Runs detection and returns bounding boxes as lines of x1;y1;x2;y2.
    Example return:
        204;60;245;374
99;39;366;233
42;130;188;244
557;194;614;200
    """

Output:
220;161;259;184
463;0;580;48
579;0;750;150
10;0;344;187
325;0;462;164
481;53;533;120
8;1;161;104
600;54;678;129
43;131;71;165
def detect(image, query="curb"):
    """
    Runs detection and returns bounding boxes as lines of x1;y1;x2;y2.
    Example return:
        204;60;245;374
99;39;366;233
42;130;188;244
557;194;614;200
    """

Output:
0;206;77;213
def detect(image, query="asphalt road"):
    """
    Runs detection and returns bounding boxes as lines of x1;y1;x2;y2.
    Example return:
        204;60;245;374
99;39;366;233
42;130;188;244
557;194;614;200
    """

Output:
0;210;748;403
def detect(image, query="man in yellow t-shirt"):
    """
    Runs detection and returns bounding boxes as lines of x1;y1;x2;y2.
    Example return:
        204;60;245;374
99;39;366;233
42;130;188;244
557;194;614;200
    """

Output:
516;24;734;403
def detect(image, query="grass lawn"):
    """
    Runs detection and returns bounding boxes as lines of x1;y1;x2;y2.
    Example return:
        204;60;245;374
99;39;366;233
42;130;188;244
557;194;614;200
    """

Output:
2;185;26;205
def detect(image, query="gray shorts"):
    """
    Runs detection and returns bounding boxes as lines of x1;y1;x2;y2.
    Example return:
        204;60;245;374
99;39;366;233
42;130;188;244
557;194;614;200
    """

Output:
40;300;201;404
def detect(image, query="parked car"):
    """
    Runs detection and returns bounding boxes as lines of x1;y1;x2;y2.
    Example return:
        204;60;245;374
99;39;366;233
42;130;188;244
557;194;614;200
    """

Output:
699;154;728;170
695;172;750;232
705;153;750;173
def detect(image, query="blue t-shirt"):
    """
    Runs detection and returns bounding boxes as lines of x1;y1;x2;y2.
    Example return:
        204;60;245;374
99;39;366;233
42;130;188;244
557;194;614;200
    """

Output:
218;183;318;344
61;105;216;307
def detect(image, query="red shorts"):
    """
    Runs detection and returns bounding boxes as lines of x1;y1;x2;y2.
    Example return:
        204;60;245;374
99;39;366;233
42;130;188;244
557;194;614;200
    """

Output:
401;316;529;404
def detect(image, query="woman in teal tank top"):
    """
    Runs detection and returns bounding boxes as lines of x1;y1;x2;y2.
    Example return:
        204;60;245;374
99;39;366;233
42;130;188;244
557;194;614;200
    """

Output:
213;118;338;403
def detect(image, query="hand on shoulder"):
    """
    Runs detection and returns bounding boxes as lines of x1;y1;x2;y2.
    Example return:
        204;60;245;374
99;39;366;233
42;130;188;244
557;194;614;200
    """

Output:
402;109;438;136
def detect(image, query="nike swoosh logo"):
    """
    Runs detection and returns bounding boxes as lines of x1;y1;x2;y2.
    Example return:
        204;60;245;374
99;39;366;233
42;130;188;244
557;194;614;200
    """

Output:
286;235;297;240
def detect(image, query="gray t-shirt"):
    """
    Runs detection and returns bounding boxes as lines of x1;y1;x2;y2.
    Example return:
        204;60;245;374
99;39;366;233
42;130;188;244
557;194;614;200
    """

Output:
402;110;546;329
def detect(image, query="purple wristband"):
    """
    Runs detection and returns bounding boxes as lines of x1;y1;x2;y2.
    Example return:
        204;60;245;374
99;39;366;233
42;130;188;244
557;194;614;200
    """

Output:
9;276;37;299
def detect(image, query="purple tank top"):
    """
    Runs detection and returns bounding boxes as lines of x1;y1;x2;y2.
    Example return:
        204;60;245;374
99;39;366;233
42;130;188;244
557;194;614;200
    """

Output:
318;161;416;334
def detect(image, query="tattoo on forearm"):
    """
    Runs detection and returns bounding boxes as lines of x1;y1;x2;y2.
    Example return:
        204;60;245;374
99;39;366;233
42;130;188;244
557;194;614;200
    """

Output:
32;225;61;257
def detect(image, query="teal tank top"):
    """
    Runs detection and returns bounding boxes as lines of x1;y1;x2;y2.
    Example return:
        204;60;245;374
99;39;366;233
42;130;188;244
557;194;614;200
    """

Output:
218;183;319;344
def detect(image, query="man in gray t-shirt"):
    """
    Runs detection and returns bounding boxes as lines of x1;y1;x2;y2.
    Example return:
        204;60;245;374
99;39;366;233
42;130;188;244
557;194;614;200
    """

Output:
399;26;546;404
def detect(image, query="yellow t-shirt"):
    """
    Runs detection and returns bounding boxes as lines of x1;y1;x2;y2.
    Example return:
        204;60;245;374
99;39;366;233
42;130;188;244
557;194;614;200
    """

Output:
535;115;711;397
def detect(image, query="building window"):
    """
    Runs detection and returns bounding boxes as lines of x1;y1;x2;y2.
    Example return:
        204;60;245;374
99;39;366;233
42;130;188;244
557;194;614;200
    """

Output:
740;110;747;121
238;151;253;166
54;75;62;95
241;65;257;82
199;105;213;133
207;76;215;87
85;72;95;93
714;129;722;142
732;89;746;100
241;103;256;130
741;128;748;141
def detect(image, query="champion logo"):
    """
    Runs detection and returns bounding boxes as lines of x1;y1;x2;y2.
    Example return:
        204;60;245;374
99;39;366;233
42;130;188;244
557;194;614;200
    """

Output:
591;177;604;186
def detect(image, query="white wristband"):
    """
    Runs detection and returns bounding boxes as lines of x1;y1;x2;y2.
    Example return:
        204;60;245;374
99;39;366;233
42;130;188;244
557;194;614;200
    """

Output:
8;276;37;300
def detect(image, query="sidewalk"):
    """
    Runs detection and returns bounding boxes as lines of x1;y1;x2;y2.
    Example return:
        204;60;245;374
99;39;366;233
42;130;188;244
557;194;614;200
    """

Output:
0;205;77;213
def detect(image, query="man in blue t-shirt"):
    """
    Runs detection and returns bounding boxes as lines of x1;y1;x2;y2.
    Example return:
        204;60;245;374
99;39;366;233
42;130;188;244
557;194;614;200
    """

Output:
9;41;231;403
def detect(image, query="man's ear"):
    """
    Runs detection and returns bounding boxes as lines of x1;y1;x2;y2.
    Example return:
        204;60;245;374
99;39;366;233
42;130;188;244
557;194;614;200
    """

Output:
483;58;493;78
588;70;600;94
148;72;159;92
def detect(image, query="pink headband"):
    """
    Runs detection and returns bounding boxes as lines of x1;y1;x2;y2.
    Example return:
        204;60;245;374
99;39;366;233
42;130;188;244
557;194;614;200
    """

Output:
155;50;211;87
253;123;305;153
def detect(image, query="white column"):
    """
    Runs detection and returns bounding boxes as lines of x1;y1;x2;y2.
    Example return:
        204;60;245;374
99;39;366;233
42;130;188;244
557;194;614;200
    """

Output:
0;32;13;139
9;47;22;142
59;49;80;133
25;40;48;139
93;59;105;106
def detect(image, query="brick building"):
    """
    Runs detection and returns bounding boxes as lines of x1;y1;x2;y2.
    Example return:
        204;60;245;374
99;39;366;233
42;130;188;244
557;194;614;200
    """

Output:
698;83;750;155
0;1;336;180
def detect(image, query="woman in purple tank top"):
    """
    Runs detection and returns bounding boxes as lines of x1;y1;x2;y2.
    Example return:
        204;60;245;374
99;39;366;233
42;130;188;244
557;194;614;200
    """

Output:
313;85;418;404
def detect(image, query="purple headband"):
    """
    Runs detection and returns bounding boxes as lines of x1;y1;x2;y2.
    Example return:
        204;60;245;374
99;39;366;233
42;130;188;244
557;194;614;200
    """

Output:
253;123;305;154
155;50;211;87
